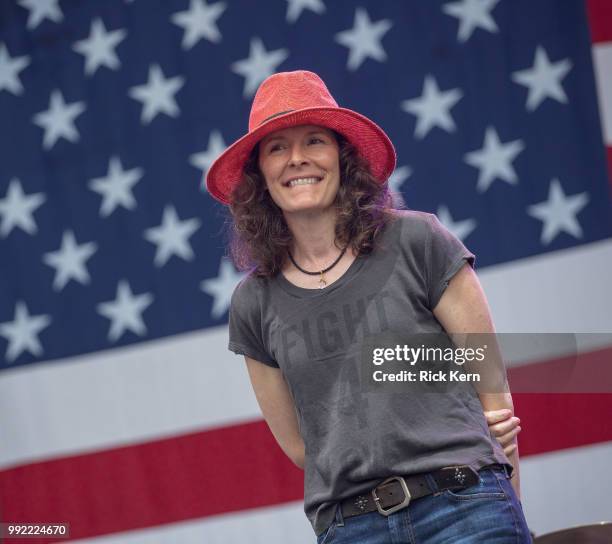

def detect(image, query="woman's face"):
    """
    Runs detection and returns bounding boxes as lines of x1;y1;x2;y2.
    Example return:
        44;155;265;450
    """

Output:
257;124;340;214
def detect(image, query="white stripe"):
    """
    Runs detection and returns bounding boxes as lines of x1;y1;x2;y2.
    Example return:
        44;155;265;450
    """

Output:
480;237;612;365
69;501;314;544
0;327;260;469
593;42;612;146
67;443;612;542
521;441;612;536
480;238;612;333
1;239;611;469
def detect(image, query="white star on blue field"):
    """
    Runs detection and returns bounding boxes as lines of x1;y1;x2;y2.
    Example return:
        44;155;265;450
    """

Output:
0;0;609;367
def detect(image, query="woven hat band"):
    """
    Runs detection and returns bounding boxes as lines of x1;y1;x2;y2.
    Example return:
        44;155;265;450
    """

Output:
259;109;295;126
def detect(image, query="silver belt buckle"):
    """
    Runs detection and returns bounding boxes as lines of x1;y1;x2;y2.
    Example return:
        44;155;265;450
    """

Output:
371;476;411;516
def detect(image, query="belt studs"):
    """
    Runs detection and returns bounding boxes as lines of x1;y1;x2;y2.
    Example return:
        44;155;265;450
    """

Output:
354;495;369;511
454;467;467;485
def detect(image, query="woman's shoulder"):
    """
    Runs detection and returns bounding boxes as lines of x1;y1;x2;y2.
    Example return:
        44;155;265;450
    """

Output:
387;208;436;242
230;268;267;310
231;263;284;312
389;208;434;225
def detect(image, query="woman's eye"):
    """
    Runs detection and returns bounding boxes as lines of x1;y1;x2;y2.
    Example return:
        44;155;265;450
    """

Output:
267;138;323;153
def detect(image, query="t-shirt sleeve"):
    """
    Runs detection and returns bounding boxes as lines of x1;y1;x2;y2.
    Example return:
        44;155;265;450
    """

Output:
425;213;476;310
227;279;279;368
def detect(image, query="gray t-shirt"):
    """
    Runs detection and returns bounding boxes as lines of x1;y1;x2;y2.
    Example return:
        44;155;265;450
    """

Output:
227;210;511;536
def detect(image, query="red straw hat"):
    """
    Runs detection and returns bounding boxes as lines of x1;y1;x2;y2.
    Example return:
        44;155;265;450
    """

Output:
205;70;396;205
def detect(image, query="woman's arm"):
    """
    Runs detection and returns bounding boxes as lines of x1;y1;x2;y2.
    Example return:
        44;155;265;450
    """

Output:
432;262;522;500
244;355;305;469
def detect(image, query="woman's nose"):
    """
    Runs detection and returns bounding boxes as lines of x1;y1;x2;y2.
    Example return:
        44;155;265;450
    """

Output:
288;144;308;166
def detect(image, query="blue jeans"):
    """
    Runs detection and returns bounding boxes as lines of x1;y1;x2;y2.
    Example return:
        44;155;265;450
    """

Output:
316;465;532;543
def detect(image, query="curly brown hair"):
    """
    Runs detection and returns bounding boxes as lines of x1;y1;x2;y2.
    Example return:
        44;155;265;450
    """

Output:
225;130;402;278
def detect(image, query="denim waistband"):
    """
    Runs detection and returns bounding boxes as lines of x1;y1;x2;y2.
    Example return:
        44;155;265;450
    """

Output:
480;463;512;479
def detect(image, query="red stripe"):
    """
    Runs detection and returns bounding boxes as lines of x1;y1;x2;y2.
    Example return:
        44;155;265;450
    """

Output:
507;344;612;393
507;345;612;455
586;0;612;43
513;393;612;456
0;420;304;542
1;349;612;541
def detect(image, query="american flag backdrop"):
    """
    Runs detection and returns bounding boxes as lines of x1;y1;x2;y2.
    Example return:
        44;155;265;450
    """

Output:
1;0;611;542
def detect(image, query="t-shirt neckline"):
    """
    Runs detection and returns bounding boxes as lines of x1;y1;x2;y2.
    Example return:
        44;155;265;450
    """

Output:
274;252;366;298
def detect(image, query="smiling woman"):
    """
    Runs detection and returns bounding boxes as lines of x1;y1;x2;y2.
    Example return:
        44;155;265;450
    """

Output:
205;70;530;543
227;119;392;281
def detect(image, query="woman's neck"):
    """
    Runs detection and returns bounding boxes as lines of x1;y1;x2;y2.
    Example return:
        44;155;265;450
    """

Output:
284;208;342;267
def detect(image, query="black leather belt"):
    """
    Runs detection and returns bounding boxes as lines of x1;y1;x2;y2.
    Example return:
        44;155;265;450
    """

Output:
341;464;481;518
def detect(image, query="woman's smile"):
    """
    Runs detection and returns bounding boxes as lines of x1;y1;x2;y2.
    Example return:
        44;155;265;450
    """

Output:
284;176;323;188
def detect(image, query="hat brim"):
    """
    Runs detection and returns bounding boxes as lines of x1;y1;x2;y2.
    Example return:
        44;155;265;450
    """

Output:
205;107;396;205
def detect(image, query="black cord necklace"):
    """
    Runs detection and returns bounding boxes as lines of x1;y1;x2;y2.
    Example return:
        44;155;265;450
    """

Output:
287;244;349;289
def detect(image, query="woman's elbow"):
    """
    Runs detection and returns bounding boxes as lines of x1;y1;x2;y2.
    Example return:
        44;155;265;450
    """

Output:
290;443;305;470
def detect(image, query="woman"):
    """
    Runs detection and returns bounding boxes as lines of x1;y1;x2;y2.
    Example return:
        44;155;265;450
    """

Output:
206;70;530;543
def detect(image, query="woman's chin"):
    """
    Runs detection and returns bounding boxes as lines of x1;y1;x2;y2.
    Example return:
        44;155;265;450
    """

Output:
280;199;335;214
